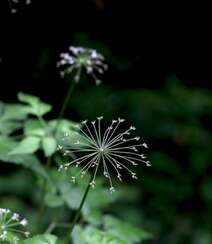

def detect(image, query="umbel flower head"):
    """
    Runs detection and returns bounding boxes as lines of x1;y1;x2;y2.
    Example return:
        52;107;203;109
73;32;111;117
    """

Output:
0;208;29;243
57;46;108;85
8;0;31;13
58;117;150;193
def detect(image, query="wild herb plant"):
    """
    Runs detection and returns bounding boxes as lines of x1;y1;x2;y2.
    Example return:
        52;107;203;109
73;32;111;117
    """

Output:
0;42;152;242
0;208;29;243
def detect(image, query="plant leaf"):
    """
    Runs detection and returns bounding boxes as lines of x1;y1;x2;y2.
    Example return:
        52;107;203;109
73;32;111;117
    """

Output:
24;119;45;137
104;215;152;243
0;136;51;181
18;93;40;106
0;102;30;135
21;234;59;244
42;136;57;157
9;136;41;155
82;226;127;244
18;92;52;116
0;121;22;135
44;192;64;207
2;104;31;120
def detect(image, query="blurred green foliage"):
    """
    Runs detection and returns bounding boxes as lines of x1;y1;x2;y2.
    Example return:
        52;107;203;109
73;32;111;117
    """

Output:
70;76;212;243
0;29;212;242
0;93;152;243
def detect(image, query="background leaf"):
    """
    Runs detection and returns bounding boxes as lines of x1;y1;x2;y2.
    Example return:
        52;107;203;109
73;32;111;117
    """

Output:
0;102;30;135
9;136;41;155
82;226;127;244
0;136;50;180
24;119;45;137
21;234;59;244
42;136;57;157
104;215;152;243
18;92;52;117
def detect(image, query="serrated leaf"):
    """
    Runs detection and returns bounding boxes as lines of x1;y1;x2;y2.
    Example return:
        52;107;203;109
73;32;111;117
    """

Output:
0;121;22;135
0;136;52;182
21;234;58;244
104;216;152;243
18;92;52;116
9;136;41;155
44;192;64;207
18;92;40;106
48;119;77;132
30;102;52;117
0;102;30;135
2;104;30;120
24;119;45;137
72;225;86;244
82;226;127;244
42;136;57;157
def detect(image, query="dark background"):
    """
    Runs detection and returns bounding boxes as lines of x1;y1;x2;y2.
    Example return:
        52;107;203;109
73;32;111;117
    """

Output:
0;1;212;243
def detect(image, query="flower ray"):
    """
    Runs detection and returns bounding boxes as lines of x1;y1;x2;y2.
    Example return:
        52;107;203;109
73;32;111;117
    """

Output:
58;118;150;192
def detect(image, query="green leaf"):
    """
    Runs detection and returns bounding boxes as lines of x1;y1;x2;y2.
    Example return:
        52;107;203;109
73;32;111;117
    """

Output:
18;92;40;106
0;121;22;135
44;192;64;207
2;104;30;120
0;102;30;135
48;119;77;132
42;136;57;157
0;136;51;180
9;136;41;155
48;119;78;141
24;119;45;137
49;119;87;149
83;209;103;226
21;234;58;244
82;226;127;244
18;92;52;116
72;225;86;244
104;216;152;243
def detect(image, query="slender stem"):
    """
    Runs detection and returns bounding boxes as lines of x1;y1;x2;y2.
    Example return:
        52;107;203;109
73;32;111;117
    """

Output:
36;157;52;229
64;178;92;244
45;221;56;234
46;221;71;233
55;81;75;133
37;81;76;229
38;115;48;129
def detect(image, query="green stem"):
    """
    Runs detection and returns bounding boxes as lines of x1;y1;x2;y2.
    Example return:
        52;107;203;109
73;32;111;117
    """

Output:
37;81;75;229
64;178;92;244
46;221;71;233
36;157;52;229
38;115;48;129
55;81;75;133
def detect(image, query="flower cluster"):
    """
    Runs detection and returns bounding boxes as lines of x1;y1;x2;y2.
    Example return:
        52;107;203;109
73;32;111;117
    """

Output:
58;117;150;193
57;46;108;85
8;0;31;13
0;208;29;243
